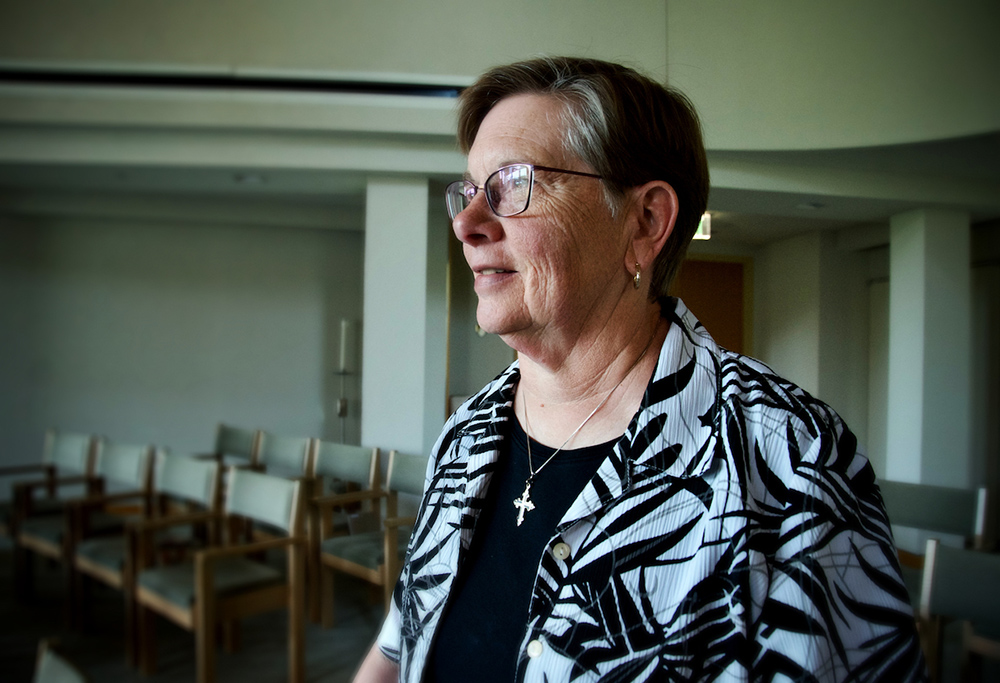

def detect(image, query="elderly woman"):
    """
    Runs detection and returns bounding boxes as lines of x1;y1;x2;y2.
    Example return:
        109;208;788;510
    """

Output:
357;57;924;682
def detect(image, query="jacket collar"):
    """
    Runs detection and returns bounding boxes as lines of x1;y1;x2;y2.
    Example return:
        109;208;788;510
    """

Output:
456;298;722;515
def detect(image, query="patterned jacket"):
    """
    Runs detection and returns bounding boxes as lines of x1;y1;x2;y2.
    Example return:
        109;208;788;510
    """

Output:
378;298;926;682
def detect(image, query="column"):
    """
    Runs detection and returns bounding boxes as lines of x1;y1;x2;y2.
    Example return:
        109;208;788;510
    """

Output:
885;209;971;486
360;176;448;457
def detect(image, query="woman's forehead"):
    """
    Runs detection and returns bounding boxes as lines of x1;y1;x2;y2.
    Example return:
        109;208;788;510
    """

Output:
467;94;571;176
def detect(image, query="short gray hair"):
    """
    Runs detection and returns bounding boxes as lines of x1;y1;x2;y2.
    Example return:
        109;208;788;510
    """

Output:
457;56;709;299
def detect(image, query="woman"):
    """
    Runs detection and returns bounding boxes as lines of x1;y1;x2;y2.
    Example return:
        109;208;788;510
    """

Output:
358;57;924;682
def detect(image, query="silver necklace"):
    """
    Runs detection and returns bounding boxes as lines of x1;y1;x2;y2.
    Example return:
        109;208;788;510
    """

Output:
513;331;658;527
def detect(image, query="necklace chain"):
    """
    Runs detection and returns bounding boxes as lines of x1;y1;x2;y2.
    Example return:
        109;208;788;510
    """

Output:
513;329;658;526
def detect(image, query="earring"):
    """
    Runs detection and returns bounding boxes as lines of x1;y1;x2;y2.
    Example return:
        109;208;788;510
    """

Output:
633;263;641;290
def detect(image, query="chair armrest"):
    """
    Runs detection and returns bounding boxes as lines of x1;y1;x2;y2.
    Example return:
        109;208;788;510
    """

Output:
14;475;90;496
0;463;48;477
128;511;219;534
197;536;303;562
383;516;416;529
311;490;386;509
69;489;147;510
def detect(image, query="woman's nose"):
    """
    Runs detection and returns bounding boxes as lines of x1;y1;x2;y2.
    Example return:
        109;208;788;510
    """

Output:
451;192;503;246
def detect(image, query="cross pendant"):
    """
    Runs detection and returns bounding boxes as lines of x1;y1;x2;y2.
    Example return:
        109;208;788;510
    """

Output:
513;480;535;527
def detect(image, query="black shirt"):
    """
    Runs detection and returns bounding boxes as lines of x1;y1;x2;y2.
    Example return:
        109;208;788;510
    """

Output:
426;417;614;682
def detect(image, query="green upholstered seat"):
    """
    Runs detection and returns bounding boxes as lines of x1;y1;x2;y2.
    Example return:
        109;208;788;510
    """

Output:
319;529;411;571
2;497;64;523
22;510;125;544
19;517;66;546
76;537;126;573
137;556;284;608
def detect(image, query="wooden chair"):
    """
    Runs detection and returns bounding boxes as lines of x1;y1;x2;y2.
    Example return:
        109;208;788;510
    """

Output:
254;432;314;478
316;450;425;624
133;467;306;683
73;451;222;664
199;423;261;468
879;479;989;604
32;639;89;683
16;439;152;605
246;432;315;544
919;539;1000;683
308;442;381;626
2;430;97;542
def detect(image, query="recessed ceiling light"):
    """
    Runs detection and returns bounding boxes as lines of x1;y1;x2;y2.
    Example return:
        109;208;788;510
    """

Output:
693;211;711;240
234;173;266;186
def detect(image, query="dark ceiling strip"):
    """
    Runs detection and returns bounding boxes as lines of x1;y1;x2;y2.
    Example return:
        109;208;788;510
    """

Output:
0;69;463;97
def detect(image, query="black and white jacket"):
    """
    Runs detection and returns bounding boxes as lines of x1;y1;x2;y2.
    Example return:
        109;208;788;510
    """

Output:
378;298;925;682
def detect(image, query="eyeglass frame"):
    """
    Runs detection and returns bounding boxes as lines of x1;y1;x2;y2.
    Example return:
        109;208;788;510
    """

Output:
444;163;603;220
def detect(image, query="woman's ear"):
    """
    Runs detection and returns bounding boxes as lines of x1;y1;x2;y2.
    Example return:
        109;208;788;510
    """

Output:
624;181;678;271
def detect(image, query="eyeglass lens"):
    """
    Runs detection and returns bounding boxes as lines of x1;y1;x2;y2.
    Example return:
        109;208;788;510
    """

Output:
445;164;533;220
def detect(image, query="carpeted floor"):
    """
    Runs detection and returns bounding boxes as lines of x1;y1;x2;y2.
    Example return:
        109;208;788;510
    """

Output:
0;540;384;682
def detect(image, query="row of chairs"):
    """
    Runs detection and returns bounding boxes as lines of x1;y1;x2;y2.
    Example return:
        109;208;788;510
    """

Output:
878;479;998;682
2;425;428;683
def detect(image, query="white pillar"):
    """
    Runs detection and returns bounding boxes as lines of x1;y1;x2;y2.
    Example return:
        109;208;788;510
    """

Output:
360;176;448;457
885;209;971;485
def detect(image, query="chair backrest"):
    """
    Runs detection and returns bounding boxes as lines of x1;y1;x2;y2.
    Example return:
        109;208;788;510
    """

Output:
920;539;1000;631
43;431;95;476
93;441;153;490
880;480;988;547
214;424;259;464
225;467;302;536
153;451;221;511
386;451;428;497
311;442;380;490
256;432;313;476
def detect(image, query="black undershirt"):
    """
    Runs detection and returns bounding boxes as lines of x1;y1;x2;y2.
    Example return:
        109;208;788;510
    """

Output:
426;418;614;683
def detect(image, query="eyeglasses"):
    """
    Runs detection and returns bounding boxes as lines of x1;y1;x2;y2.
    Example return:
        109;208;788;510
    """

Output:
444;163;602;220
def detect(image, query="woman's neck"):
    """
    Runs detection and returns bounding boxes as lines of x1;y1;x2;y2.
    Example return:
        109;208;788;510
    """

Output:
513;307;667;449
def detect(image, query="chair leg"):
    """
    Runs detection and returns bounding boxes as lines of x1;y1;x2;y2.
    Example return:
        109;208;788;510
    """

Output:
321;566;334;629
922;616;942;683
382;573;393;612
290;544;306;683
14;544;33;598
196;601;217;683
222;620;240;653
68;565;89;630
195;558;217;683
125;593;136;668
138;603;157;675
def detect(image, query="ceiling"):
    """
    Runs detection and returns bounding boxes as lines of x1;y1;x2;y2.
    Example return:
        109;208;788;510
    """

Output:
0;132;996;249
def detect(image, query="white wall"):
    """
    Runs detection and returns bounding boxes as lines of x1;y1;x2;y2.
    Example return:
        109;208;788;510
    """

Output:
667;0;1000;149
0;215;364;489
753;230;872;449
754;233;822;393
0;0;670;84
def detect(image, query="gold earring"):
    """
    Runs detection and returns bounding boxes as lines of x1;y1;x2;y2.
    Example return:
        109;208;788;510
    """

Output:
633;263;641;289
